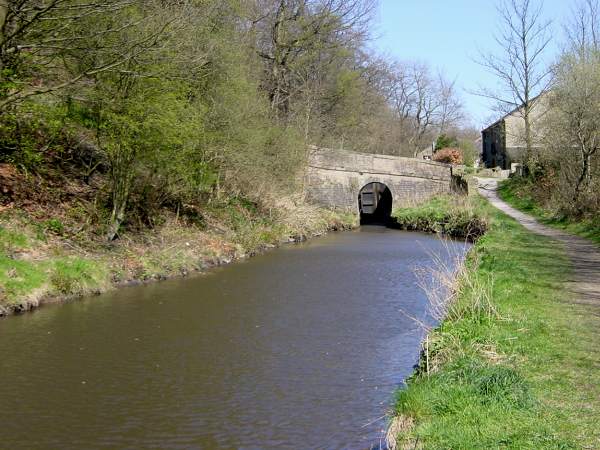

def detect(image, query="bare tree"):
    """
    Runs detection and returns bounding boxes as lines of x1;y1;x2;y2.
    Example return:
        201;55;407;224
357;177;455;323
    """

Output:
565;0;600;59
437;75;464;134
386;62;463;156
249;0;376;119
407;64;440;154
476;0;552;164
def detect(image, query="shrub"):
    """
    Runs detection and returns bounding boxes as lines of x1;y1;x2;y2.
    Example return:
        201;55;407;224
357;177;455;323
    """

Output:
459;139;478;167
433;148;463;165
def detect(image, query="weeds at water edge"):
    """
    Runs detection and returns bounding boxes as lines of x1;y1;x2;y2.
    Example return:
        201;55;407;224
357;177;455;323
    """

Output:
397;238;500;377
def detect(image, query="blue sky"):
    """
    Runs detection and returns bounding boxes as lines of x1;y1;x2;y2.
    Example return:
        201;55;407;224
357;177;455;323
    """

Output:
372;0;574;129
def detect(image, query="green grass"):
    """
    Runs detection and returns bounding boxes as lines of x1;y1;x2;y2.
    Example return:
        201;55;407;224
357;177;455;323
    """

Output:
0;254;48;303
0;254;108;306
49;258;107;295
0;226;45;304
0;226;31;253
498;177;600;246
205;198;356;253
392;195;488;239
0;222;109;308
391;196;600;448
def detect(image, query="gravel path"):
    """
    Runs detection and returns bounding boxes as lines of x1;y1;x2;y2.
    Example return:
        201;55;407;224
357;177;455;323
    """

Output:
477;178;600;310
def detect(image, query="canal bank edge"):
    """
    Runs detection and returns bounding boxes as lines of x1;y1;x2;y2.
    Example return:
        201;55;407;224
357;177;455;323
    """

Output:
0;205;357;317
386;194;600;448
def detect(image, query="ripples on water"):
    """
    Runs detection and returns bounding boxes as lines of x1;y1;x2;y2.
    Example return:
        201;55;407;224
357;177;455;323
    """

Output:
0;227;469;449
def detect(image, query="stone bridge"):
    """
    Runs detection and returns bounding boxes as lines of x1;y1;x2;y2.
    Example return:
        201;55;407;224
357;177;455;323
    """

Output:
305;147;456;216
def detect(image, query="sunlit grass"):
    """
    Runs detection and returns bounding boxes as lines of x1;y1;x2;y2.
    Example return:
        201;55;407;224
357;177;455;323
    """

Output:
0;221;108;307
391;195;489;239
390;196;600;448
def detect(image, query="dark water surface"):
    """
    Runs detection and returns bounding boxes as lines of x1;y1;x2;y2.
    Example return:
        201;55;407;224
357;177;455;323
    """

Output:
0;227;468;450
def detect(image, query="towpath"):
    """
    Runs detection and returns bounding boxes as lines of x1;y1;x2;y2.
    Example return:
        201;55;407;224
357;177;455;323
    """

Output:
477;178;600;310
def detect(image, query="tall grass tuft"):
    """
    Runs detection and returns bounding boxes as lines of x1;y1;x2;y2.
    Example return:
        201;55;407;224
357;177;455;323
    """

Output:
399;238;500;377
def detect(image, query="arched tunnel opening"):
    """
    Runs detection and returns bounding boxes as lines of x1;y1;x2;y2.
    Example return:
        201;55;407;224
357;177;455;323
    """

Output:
358;182;393;225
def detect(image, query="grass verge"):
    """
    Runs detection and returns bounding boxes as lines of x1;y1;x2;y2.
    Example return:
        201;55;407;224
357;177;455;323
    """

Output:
498;177;600;246
0;203;356;315
388;195;600;449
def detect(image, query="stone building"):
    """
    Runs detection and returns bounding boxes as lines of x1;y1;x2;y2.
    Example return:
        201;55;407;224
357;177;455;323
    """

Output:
481;92;550;169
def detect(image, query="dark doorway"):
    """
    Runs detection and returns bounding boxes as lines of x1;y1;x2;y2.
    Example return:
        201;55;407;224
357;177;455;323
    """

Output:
358;182;393;225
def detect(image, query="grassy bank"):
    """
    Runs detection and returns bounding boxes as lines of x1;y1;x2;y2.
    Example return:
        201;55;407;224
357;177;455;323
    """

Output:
388;195;600;448
391;195;488;240
498;177;600;246
0;200;355;316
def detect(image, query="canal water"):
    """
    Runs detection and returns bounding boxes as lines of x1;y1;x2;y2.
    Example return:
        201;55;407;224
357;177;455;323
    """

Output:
0;227;468;450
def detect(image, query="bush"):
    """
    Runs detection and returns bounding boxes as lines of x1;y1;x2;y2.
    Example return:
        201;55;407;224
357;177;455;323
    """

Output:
459;139;478;167
433;148;463;165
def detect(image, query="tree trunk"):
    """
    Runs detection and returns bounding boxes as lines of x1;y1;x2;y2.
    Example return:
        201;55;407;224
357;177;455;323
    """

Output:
304;94;312;141
106;144;136;241
106;203;126;242
106;180;129;241
524;106;533;168
586;153;592;182
573;148;591;204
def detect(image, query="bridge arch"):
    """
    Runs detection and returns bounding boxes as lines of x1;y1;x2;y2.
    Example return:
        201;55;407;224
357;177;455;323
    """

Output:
358;182;392;225
305;147;454;212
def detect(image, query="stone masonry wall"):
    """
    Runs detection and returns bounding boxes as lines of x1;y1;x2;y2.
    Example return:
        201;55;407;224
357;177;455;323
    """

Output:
305;147;452;211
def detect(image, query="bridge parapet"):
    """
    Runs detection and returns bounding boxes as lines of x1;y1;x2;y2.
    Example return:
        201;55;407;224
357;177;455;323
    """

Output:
306;147;453;211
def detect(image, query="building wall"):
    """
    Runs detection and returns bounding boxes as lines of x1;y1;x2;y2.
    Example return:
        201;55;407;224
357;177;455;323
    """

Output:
504;94;549;149
482;122;505;168
305;148;452;211
481;93;550;169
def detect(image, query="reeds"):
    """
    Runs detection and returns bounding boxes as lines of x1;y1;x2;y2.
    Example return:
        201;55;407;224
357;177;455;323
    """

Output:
399;237;499;377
